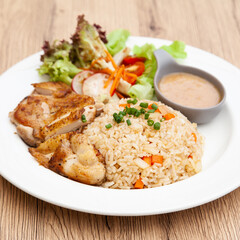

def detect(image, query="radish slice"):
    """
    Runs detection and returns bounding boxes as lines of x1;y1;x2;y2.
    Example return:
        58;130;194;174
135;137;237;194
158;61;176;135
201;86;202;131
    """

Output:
71;70;94;94
82;73;110;98
117;79;131;96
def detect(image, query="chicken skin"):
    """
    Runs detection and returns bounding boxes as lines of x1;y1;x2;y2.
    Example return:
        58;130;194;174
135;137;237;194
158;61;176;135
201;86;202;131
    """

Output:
9;82;96;146
29;132;106;185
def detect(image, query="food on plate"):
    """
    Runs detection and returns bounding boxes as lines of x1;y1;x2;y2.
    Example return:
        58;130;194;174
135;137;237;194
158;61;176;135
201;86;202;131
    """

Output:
29;132;106;185
38;15;187;101
83;99;203;189
159;73;221;108
9;82;96;146
9;15;204;189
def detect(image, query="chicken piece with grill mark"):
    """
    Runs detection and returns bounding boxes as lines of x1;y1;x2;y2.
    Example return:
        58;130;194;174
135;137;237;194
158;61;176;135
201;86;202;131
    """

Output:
29;132;106;185
9;82;96;146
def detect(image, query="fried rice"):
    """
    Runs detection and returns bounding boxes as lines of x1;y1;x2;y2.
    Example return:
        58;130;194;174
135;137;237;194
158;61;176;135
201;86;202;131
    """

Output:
83;99;204;189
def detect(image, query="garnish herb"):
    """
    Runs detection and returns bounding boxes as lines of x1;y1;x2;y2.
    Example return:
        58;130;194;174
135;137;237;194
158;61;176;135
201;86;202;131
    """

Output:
147;119;154;126
145;113;150;119
119;111;126;116
81;114;87;123
135;110;141;117
105;124;112;129
113;101;162;129
129;108;137;115
126;119;131;126
140;102;148;108
151;103;158;110
154;122;161;130
127;98;138;104
148;109;155;113
132;98;138;104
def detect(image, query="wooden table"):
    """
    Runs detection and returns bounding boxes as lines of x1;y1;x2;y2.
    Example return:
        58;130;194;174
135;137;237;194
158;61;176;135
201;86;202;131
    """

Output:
0;0;239;239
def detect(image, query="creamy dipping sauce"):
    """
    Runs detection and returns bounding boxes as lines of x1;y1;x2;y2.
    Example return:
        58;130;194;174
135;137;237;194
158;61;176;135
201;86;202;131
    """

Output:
159;73;221;108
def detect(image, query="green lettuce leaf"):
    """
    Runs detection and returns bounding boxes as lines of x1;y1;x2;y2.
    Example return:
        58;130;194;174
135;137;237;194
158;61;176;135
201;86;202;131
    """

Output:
160;41;187;59
129;41;187;100
106;29;130;56
132;43;157;87
128;83;154;100
132;44;156;59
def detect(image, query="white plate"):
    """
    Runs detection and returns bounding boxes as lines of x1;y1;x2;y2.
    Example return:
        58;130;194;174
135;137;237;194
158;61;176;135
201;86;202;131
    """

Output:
0;37;239;216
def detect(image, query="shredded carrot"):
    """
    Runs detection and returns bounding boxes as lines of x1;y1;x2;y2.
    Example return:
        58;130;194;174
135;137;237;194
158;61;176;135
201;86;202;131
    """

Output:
110;66;124;96
97;68;113;75
90;57;106;68
124;71;138;79
117;65;125;88
104;71;115;88
115;91;125;99
148;103;160;113
134;178;144;189
151;155;163;165
142;156;151;165
119;104;130;108
164;113;175;120
192;133;197;142
104;50;118;69
188;155;193;158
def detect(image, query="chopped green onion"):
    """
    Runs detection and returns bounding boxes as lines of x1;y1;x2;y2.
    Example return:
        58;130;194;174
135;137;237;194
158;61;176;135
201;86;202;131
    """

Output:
140;108;146;114
135;110;141;117
132;99;138;104
140;102;148;108
151;103;158;110
105;124;112;129
119;111;126;116
145;113;150;119
126;119;131;126
127;99;133;104
130;108;137;115
154;122;161;130
81;114;87;123
148;109;155;113
116;117;122;123
113;112;122;123
126;107;131;114
119;113;124;119
147;119;154;126
160;118;165;122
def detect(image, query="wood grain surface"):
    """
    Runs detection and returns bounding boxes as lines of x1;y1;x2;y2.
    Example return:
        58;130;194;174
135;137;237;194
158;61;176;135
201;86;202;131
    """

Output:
0;0;239;239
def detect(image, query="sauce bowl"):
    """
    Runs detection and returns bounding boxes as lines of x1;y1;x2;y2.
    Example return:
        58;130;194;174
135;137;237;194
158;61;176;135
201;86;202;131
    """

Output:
153;49;226;124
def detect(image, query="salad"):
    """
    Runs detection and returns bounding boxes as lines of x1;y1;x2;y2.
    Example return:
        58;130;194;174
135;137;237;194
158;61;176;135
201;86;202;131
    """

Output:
38;15;187;101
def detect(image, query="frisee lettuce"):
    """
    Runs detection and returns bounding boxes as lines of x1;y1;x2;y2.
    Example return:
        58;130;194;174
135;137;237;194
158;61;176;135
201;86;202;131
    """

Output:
38;15;108;83
38;41;81;85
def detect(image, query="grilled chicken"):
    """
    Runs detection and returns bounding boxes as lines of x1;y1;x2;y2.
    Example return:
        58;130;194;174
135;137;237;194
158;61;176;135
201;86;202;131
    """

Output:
9;82;96;146
29;132;106;185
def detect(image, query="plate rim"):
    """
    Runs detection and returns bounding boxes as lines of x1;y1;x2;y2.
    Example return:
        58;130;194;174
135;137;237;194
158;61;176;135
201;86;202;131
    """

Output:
0;36;239;216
